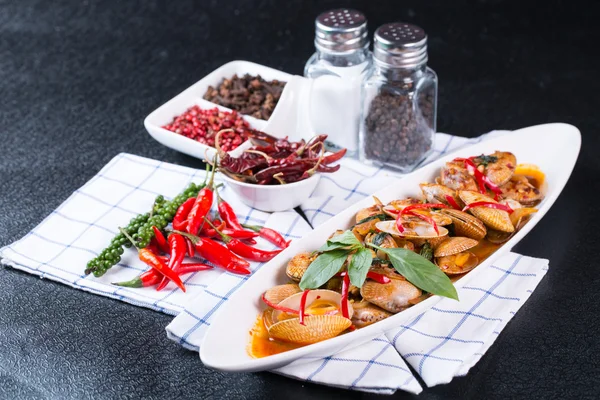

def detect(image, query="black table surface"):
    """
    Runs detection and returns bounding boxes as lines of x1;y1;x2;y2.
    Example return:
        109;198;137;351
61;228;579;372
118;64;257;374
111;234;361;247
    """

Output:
1;0;598;398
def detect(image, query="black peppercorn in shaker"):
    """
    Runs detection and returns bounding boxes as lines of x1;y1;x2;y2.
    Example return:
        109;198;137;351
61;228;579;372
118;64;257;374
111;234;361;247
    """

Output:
359;23;438;172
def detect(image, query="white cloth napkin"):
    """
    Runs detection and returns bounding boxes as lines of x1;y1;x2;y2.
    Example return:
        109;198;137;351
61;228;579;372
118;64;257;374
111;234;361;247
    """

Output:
0;131;550;394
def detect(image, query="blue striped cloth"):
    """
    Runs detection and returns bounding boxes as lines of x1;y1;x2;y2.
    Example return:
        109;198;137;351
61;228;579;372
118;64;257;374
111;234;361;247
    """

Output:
0;131;549;394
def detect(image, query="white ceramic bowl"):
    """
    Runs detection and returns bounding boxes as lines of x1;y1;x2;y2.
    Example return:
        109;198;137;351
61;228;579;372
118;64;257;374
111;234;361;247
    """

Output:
220;172;320;212
200;123;581;373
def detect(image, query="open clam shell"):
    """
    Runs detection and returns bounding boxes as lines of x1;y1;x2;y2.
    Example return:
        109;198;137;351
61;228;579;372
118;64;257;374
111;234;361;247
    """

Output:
285;252;316;282
351;301;393;328
268;290;353;345
441;208;487;240
420;183;463;207
263;284;301;305
434;237;479;257
360;279;422;313
478;151;517;186
436;252;479;275
459;191;514;233
375;220;449;239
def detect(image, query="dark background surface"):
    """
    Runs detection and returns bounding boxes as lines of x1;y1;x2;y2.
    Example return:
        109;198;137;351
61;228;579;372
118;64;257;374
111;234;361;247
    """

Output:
1;0;599;398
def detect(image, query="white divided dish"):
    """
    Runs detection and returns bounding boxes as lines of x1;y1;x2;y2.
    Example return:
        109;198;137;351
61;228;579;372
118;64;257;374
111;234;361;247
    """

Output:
144;60;321;211
144;60;300;160
200;123;581;372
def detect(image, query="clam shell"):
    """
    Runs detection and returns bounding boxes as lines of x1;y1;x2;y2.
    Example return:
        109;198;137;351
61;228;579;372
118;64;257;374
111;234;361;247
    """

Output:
351;301;393;328
272;289;353;321
267;315;352;345
459;191;514;233
375;220;449;239
360;279;421;313
435;252;479;275
434;237;479;257
483;151;516;186
286;252;316;282
419;183;462;207
441;208;487;240
263;284;301;305
355;205;381;224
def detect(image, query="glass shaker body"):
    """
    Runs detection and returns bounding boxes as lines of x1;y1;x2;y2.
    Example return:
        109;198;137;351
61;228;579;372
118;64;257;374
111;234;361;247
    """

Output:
359;22;438;172
359;65;438;171
303;9;372;156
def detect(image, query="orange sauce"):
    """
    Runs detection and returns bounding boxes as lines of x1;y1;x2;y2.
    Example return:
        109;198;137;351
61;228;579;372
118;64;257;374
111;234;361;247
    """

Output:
470;239;502;262
248;311;304;358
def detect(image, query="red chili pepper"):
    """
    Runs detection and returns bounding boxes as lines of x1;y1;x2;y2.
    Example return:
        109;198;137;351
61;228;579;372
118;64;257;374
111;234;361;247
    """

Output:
340;273;350;319
146;238;161;255
113;270;161;288
395;213;405;234
367;271;391;284
185;237;195;257
337;271;391;285
120;228;186;292
204;218;281;262
321;148;347;165
298;289;310;326
481;175;503;200
187;164;217;235
455;157;503;200
152;226;169;253
172;198;196;231
445;195;461;210
138;248;185;292
242;224;290;249
113;263;213;288
156;233;187;291
215;187;243;230
399;203;449;236
175;230;251;274
462;201;514;214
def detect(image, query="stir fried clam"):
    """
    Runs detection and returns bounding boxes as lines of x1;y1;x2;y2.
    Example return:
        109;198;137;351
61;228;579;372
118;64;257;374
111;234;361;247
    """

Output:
250;151;545;358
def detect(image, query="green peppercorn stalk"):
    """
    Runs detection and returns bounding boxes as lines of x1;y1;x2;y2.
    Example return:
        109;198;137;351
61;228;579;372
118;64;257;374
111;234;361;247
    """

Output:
85;182;204;277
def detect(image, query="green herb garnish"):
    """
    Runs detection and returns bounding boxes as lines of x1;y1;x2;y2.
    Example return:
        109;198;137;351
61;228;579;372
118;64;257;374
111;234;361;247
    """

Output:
370;245;458;301
473;154;498;167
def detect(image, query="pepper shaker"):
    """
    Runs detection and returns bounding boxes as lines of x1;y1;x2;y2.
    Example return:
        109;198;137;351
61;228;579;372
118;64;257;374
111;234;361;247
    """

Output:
304;9;372;156
359;23;438;171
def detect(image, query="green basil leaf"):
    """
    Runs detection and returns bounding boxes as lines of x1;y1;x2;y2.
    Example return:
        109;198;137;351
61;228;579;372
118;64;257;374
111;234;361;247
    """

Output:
318;230;361;252
347;247;374;288
371;232;388;247
299;249;349;290
375;246;459;301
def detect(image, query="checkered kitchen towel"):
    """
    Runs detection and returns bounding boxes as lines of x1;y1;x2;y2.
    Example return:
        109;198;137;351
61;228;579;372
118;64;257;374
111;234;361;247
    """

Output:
165;131;549;394
0;131;549;394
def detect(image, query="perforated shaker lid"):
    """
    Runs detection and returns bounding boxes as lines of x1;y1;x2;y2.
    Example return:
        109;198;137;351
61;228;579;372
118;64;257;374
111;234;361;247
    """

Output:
374;23;428;68
315;9;368;53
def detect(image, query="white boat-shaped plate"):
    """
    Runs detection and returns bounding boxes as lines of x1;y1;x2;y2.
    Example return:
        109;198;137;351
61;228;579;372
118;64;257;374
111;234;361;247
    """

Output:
200;123;581;372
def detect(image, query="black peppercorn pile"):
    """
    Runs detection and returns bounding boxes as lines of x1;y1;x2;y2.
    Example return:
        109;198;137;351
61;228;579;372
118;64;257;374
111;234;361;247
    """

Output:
364;89;435;168
203;74;286;121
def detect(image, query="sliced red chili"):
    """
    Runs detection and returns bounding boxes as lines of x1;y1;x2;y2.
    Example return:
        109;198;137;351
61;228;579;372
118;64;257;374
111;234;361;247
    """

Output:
340;273;350;319
261;293;299;314
298;289;310;326
462;201;514;213
366;271;391;284
399;203;448;236
445;195;461;210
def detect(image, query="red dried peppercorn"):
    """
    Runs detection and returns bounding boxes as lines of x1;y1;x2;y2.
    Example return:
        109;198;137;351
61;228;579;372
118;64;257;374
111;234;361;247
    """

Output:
162;106;250;151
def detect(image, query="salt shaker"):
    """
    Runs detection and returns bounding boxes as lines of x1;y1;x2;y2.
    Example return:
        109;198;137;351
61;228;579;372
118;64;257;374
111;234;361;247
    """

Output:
304;9;372;156
359;23;438;172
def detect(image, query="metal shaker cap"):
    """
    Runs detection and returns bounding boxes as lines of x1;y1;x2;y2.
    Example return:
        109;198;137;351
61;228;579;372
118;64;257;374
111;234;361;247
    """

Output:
315;9;368;53
374;23;428;68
